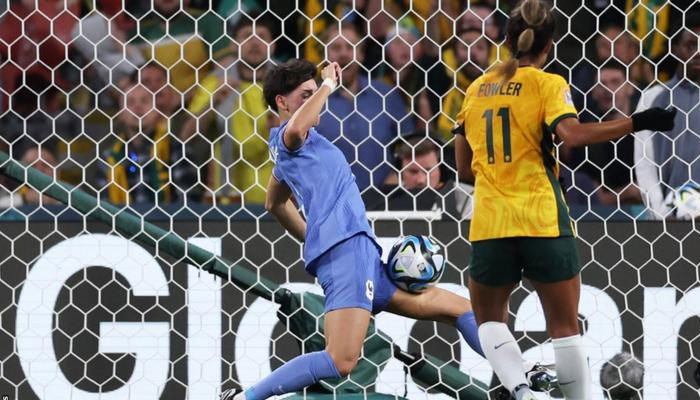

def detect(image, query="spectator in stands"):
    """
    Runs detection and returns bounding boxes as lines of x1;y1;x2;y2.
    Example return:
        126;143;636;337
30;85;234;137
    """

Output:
604;26;654;88
17;147;60;206
572;21;654;107
317;23;415;193
459;2;501;42
565;61;642;206
0;0;79;111
140;61;180;117
364;132;471;219
458;2;509;64
127;0;234;96
71;2;143;87
182;16;276;205
302;0;366;66
303;0;445;69
635;12;700;219
377;22;448;131
437;27;492;141
97;81;197;205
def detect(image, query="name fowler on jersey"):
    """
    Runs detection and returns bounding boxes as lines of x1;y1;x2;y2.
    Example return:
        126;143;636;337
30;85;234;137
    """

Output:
456;67;578;241
477;81;523;97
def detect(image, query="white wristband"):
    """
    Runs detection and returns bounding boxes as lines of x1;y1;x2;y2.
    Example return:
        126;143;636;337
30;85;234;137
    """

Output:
321;77;337;92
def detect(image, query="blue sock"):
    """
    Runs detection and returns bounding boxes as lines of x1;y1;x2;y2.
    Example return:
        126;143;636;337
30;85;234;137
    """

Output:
245;350;341;400
456;310;484;357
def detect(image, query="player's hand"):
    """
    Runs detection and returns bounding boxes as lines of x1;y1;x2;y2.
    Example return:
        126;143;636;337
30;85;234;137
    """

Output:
321;62;340;87
631;107;677;132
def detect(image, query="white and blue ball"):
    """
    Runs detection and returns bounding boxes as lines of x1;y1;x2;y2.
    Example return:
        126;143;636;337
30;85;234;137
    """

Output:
386;235;445;293
670;183;700;220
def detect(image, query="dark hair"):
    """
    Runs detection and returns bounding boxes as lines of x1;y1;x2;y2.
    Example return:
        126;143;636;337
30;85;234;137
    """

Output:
497;0;555;84
672;11;700;46
393;134;441;163
688;10;700;30
232;13;276;39
600;60;627;75
263;59;317;112
321;22;364;44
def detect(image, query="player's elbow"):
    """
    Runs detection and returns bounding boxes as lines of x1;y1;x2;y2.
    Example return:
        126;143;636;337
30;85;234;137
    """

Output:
264;197;280;214
558;132;583;147
554;118;585;147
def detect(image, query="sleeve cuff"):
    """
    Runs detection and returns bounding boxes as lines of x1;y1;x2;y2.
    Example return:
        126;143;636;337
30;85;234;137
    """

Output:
451;123;466;136
547;113;577;133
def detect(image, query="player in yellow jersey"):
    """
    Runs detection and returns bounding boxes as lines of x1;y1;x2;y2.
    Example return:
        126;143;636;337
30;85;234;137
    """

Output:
452;1;677;399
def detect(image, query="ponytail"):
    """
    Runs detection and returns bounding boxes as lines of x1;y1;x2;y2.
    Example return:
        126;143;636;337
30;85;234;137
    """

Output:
497;0;551;85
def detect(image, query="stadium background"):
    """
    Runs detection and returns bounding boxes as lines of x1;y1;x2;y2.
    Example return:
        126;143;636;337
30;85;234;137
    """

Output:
1;0;700;399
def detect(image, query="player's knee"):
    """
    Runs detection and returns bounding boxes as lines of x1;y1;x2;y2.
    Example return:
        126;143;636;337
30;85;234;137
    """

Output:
328;352;359;376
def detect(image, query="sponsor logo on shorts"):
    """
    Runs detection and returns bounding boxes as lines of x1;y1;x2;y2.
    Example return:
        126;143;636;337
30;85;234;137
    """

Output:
366;280;374;301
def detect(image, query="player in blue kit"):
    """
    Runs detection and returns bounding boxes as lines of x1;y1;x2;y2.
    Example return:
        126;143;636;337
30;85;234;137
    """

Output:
220;59;549;400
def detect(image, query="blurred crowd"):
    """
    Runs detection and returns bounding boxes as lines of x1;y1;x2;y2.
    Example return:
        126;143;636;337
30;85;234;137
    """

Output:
0;0;699;220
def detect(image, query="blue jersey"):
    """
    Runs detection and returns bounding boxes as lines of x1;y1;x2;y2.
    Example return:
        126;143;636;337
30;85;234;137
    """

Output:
268;121;379;271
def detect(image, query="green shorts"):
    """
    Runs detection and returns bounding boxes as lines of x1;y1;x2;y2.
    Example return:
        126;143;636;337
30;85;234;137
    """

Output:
469;236;581;286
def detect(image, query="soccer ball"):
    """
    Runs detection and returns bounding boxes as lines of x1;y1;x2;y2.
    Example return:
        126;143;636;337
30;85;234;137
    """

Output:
386;235;445;293
668;183;700;219
600;352;644;400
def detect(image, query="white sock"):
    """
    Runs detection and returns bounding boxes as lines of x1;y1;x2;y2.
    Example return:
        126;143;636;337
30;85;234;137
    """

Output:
553;335;592;400
478;321;528;392
521;359;536;372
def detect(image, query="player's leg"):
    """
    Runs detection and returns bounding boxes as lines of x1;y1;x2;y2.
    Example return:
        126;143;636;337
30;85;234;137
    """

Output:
530;276;589;400
229;235;375;400
385;283;555;392
385;286;483;356
468;238;537;399
233;308;369;400
523;236;590;400
325;307;371;375
469;278;533;394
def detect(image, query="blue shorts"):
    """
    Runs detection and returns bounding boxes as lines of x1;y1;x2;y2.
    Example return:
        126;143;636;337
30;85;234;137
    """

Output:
309;233;397;314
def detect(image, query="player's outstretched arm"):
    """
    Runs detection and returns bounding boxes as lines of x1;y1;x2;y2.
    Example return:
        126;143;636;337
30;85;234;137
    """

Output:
555;107;677;147
284;62;341;149
265;174;306;242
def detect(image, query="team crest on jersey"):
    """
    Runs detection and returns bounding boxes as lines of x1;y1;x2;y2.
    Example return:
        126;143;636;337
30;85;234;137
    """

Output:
365;280;374;301
564;89;573;106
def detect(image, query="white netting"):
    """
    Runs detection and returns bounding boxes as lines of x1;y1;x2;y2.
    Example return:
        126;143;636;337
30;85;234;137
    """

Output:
1;0;700;399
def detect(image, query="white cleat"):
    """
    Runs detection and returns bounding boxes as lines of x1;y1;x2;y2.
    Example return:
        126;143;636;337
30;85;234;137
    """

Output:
526;362;558;391
513;383;539;400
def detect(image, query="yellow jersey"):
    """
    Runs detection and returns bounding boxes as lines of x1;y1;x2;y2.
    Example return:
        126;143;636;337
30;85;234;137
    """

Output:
455;67;577;241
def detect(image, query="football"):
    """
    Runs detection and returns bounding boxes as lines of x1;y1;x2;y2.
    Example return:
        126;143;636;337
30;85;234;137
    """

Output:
600;352;644;400
386;235;445;293
667;183;700;219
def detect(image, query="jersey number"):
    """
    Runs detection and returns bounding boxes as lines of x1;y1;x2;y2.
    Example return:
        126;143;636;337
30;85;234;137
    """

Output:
482;107;511;164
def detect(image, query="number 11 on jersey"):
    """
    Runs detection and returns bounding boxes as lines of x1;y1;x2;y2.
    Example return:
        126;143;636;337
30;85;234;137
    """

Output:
482;107;512;164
